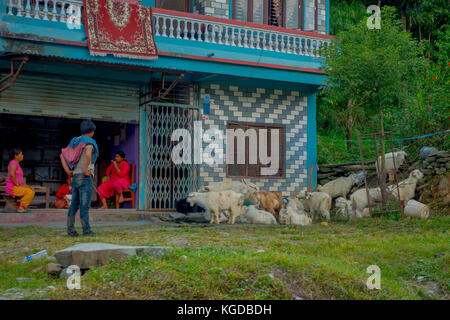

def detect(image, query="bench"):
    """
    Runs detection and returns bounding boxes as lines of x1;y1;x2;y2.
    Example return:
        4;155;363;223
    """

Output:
0;185;50;209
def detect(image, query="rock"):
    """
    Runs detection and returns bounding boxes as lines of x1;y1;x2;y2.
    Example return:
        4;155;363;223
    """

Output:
59;268;72;279
16;277;32;283
46;263;63;275
256;249;265;253
420;147;439;159
423;281;440;297
0;288;27;300
31;266;43;274
54;243;173;269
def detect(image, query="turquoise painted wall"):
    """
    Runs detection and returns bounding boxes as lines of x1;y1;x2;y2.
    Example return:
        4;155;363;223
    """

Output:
306;91;317;189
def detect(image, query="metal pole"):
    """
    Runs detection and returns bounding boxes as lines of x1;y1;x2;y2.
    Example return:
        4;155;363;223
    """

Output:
358;136;372;215
389;132;404;216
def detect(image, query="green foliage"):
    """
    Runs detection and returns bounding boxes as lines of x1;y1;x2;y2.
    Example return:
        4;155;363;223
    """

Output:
321;6;427;110
330;0;367;35
318;4;449;163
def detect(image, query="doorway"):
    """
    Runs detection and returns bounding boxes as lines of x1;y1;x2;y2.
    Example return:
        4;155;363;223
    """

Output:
141;103;199;210
0;114;138;209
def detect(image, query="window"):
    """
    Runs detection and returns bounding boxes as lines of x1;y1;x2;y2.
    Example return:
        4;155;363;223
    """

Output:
155;0;191;12
233;0;304;30
233;0;267;24
226;122;285;178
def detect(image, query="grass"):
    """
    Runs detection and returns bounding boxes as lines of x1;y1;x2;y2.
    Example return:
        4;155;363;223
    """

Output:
0;215;448;300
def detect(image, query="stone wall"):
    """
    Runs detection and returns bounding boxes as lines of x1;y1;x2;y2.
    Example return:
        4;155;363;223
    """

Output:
198;84;309;197
421;150;450;176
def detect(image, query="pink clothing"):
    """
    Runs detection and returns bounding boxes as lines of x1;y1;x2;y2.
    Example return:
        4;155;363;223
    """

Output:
98;178;130;200
97;161;131;200
61;142;86;169
6;160;24;197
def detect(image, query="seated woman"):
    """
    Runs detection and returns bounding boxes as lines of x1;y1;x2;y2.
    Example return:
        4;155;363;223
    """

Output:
6;148;35;213
97;151;131;209
55;175;72;209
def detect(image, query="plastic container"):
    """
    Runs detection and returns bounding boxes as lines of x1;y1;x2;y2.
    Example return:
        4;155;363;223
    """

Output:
20;250;48;263
404;200;430;219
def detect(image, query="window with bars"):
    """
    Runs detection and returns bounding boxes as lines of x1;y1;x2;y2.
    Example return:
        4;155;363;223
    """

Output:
145;80;194;106
232;0;305;30
226;121;285;178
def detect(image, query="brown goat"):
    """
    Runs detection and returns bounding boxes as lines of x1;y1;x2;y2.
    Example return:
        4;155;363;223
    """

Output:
247;190;283;221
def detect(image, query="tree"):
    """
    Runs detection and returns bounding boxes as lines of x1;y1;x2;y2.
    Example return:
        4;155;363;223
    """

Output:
320;6;428;202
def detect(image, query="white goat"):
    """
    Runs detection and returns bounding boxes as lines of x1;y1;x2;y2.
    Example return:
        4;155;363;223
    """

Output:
279;197;312;226
244;205;278;225
388;169;424;203
378;151;408;182
350;188;383;218
186;190;245;224
318;173;358;199
199;179;259;194
297;190;331;221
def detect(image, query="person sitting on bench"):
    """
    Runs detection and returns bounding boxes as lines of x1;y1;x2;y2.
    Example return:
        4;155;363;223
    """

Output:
97;151;131;209
6;148;35;213
55;175;72;209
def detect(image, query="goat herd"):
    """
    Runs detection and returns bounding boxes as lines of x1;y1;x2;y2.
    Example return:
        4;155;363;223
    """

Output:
183;151;427;225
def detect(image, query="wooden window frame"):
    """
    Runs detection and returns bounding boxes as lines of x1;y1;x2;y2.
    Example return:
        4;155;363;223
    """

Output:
299;0;304;30
226;121;286;179
314;0;318;31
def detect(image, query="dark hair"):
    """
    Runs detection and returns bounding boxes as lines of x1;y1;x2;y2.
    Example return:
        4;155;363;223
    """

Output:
115;151;126;160
80;120;96;135
9;148;23;161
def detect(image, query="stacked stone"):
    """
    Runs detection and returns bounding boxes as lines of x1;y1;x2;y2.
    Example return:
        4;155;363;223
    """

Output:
317;163;376;185
318;166;348;185
421;150;450;176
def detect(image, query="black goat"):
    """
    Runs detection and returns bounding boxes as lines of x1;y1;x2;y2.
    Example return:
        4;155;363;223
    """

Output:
175;198;205;214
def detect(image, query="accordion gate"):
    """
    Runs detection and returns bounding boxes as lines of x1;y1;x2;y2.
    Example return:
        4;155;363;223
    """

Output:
141;102;200;210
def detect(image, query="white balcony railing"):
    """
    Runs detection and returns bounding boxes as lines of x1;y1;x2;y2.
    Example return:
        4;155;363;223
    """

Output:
152;9;331;58
5;2;331;58
6;0;83;25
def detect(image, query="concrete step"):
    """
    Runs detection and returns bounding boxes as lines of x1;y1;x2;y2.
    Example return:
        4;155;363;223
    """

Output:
0;209;172;224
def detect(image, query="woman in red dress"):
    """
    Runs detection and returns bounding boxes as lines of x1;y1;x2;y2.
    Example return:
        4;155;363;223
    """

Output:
97;151;131;209
55;175;72;209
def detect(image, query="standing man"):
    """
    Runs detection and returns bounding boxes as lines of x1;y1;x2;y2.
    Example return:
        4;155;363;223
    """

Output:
60;120;99;237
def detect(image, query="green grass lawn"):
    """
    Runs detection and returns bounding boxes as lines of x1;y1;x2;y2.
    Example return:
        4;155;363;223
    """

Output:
0;216;448;300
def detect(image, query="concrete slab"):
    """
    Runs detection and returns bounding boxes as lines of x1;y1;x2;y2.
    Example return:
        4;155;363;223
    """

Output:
54;242;173;268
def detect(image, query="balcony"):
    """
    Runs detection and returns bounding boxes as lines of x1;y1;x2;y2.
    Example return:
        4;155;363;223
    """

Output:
5;1;331;58
2;1;330;86
152;8;331;58
6;0;83;25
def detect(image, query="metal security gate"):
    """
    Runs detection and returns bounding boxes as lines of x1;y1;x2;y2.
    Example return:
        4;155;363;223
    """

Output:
140;102;200;210
0;73;139;123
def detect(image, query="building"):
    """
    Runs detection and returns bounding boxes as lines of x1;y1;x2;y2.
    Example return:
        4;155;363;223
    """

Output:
0;0;331;210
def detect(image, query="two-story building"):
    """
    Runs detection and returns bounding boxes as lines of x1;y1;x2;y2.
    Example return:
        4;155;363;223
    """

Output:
0;0;331;211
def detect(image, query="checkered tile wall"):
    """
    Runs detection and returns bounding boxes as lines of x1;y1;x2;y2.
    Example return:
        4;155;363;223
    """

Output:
198;84;309;197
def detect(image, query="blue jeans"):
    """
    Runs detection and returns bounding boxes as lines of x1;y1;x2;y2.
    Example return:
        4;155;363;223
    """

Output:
67;174;93;234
